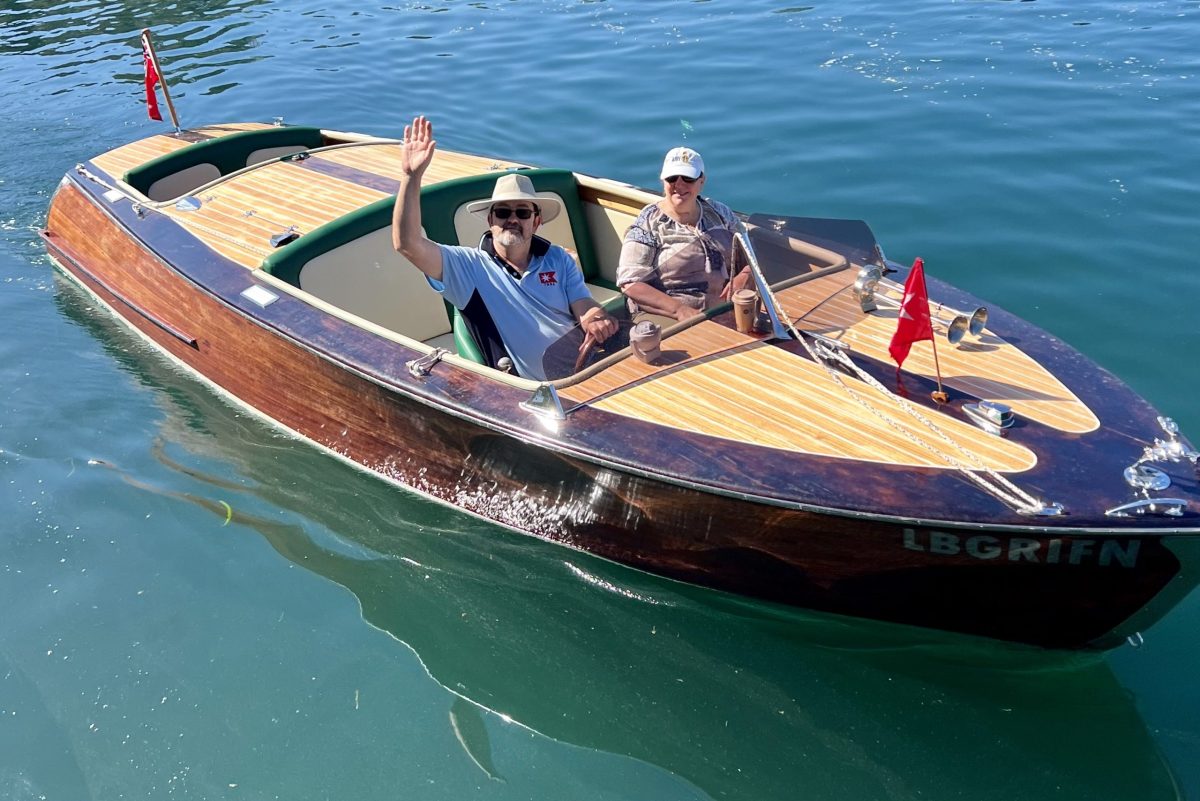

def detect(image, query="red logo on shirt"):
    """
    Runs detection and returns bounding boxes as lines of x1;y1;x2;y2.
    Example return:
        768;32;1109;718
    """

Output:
539;271;557;285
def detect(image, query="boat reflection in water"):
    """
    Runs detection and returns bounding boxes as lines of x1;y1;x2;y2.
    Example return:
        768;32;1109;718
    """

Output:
59;281;1182;801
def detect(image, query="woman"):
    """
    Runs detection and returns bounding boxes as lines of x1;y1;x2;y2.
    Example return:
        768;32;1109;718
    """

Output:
616;146;751;322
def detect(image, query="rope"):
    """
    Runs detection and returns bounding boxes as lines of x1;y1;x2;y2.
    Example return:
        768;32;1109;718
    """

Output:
738;227;1052;515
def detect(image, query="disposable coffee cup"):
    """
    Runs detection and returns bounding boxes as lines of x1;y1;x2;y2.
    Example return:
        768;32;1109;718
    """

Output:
733;289;758;333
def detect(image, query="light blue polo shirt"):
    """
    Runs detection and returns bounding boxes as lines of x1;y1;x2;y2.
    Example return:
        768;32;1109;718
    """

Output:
429;235;592;380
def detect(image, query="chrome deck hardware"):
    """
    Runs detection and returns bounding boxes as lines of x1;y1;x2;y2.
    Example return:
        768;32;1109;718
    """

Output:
1111;418;1196;515
406;348;448;378
1021;501;1065;517
1105;498;1187;518
1121;416;1199;489
871;243;893;272
963;401;1015;436
269;225;300;248
855;265;988;345
520;383;566;421
1123;463;1171;491
854;265;881;313
735;226;792;341
1146;417;1200;465
810;333;849;364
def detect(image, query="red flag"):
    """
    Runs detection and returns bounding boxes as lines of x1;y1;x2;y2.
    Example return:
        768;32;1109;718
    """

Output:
142;34;162;121
888;257;934;368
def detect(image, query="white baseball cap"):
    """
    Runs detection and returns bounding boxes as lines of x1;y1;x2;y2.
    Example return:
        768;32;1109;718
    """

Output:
659;147;705;180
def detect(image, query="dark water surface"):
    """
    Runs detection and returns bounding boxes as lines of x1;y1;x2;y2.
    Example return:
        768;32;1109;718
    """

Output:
3;1;1199;799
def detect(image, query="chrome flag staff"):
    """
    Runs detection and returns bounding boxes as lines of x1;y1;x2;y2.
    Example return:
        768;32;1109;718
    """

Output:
140;29;179;130
888;257;949;402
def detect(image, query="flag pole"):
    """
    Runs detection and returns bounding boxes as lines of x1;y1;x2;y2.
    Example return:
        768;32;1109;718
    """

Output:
921;268;949;404
141;29;180;132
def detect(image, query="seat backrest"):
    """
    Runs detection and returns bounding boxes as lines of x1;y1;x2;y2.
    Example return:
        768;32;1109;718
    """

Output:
294;227;449;340
124;126;326;200
260;195;452;341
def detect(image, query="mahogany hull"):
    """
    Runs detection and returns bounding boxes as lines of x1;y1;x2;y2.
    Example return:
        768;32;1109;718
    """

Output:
42;167;1199;650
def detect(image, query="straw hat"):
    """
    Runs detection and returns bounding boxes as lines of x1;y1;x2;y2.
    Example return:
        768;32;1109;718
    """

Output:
466;173;562;223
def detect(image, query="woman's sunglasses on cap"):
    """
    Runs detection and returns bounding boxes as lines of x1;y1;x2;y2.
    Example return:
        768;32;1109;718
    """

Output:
491;206;538;220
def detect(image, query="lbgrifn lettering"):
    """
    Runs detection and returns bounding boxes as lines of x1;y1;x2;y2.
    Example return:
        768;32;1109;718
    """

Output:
902;529;1139;568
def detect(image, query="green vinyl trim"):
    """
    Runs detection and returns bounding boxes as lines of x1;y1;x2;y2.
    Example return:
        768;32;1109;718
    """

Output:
123;126;325;196
261;167;606;366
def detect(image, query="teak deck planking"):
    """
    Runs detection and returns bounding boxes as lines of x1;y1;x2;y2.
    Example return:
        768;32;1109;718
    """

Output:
564;320;1037;472
90;123;276;179
160;159;391;268
775;274;1100;434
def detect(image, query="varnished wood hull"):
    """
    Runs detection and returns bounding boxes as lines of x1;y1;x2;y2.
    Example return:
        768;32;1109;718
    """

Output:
42;127;1200;649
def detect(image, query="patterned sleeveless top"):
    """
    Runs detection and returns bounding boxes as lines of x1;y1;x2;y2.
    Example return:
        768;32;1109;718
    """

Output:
616;197;738;309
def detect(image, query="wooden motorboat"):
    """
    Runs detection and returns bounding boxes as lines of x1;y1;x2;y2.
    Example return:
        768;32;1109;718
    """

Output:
41;121;1200;649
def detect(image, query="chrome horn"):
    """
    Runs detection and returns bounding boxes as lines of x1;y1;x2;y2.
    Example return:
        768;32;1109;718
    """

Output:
853;265;988;345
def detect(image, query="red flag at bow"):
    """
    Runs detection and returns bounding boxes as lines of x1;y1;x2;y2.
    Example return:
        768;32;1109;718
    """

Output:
142;33;163;121
888;257;934;368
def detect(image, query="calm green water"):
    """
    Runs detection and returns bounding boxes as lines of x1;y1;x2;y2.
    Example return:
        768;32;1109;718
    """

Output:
3;1;1199;799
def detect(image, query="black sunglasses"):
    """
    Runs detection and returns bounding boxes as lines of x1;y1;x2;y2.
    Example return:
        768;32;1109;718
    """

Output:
664;174;698;184
491;206;537;220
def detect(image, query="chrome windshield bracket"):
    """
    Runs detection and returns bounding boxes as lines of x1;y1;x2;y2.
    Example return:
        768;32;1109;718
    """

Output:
520;383;566;421
735;227;792;340
871;243;893;272
406;347;448;378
